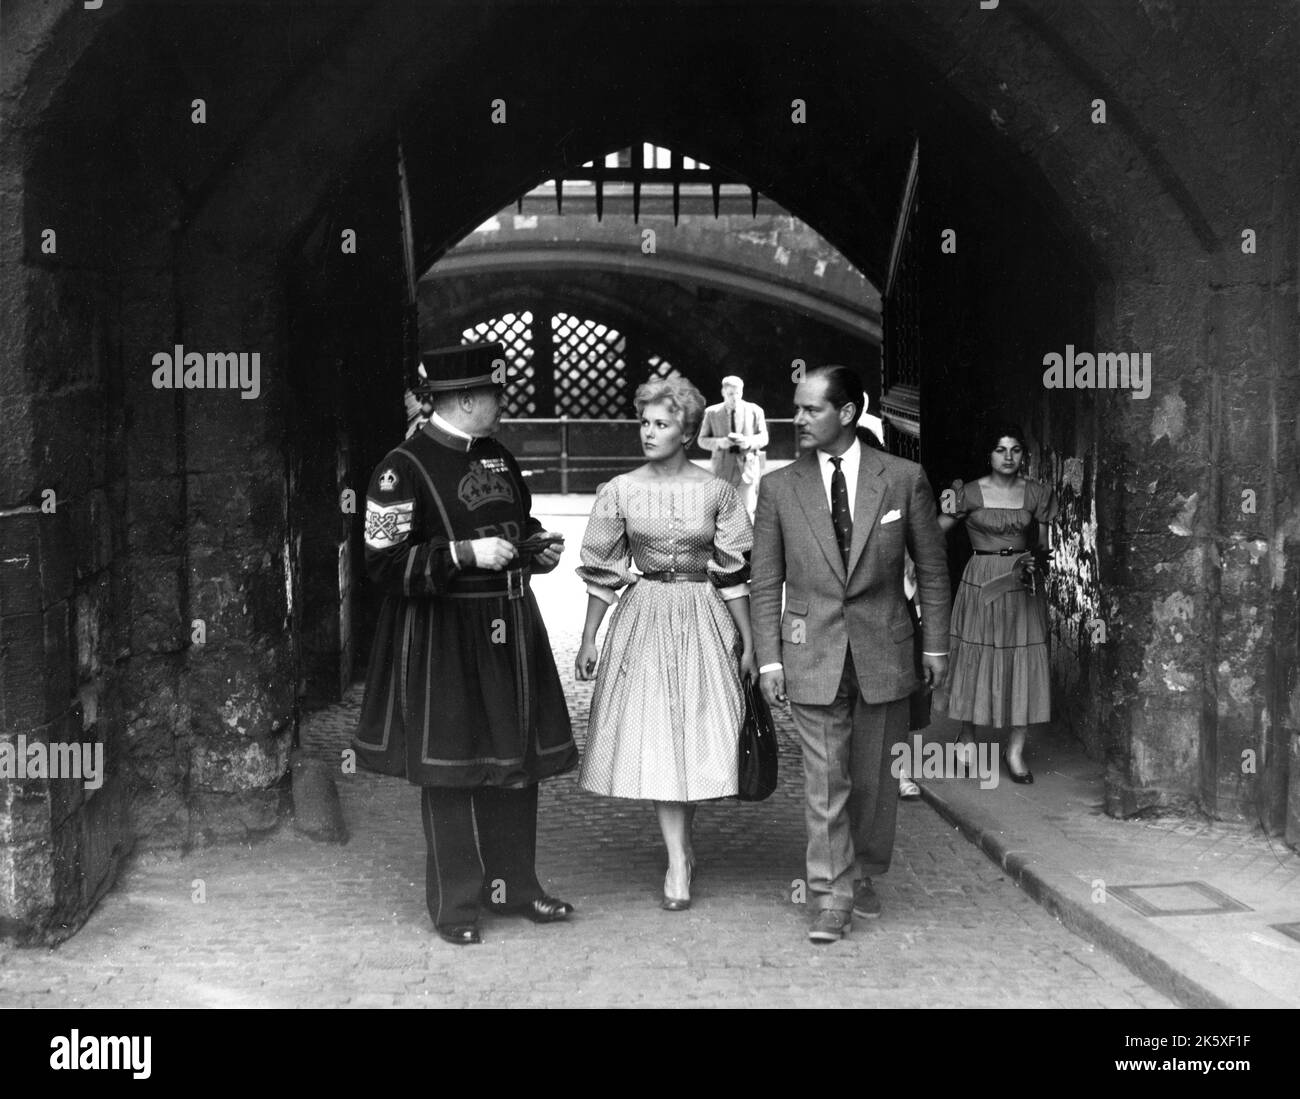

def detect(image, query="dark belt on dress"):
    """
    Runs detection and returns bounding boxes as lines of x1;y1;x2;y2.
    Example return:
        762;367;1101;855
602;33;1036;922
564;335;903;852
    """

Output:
442;566;530;599
639;571;710;583
973;548;1026;556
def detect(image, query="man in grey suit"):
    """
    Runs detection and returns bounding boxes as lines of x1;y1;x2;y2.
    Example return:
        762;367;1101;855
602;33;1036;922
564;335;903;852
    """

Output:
752;365;951;943
698;375;768;517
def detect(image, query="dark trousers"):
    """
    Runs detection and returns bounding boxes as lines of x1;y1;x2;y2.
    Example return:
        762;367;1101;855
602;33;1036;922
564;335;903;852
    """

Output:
420;784;544;928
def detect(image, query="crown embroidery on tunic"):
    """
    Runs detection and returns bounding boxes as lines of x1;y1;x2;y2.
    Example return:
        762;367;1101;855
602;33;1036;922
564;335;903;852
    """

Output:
458;460;515;510
378;468;398;492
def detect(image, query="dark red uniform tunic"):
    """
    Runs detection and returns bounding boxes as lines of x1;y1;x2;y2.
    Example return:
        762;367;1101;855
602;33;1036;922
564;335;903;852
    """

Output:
352;420;578;787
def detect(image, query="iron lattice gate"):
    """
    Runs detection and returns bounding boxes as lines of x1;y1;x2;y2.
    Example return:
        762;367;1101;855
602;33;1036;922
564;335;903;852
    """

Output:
462;310;672;418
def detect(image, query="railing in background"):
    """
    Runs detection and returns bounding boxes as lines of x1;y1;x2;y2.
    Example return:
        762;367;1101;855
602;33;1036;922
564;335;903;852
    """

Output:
496;418;800;494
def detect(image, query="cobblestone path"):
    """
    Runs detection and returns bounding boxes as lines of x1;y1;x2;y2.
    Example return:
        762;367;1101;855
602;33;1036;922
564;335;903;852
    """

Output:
0;513;1172;1008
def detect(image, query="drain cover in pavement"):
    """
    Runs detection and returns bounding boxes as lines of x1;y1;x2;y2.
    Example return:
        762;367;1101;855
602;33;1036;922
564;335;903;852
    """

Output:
1109;881;1252;917
1270;922;1300;944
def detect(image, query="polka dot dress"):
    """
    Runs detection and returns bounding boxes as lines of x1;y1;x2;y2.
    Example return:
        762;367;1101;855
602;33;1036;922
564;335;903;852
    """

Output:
576;476;753;801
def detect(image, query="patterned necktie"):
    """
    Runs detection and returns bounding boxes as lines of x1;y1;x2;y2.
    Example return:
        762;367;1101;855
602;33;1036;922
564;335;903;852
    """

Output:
829;456;852;567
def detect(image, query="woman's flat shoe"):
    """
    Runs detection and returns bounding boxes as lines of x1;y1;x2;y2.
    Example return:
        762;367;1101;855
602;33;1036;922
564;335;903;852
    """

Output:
1002;752;1034;784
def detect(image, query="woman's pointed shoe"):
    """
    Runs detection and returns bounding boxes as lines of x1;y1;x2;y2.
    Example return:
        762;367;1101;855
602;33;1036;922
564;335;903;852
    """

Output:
1002;751;1034;784
662;867;691;911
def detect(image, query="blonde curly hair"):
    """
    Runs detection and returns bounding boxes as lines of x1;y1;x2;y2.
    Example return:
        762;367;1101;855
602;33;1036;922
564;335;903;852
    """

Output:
633;376;706;444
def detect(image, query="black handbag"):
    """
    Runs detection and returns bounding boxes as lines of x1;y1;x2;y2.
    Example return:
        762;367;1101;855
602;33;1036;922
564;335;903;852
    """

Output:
737;677;778;801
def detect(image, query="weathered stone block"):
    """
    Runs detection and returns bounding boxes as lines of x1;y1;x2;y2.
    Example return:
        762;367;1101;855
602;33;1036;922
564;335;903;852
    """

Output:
290;752;348;844
0;735;53;845
72;573;112;680
189;721;293;796
42;600;73;722
1287;734;1300;851
128;785;191;852
188;788;283;846
126;478;184;556
69;488;114;580
0;510;42;617
0;612;44;732
185;398;282;469
127;556;184;652
187;543;288;644
24;269;100;392
187;468;286;548
1103;533;1207;594
34;504;74;607
1126;699;1202;790
30;391;106;499
124;395;181;482
0;837;54;941
1130;587;1210;700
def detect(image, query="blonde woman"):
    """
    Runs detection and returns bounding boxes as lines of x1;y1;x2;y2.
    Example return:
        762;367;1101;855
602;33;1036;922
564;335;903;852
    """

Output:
575;377;756;911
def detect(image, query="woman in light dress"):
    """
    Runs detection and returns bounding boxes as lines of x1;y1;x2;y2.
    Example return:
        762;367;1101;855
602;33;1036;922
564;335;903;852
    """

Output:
575;377;756;911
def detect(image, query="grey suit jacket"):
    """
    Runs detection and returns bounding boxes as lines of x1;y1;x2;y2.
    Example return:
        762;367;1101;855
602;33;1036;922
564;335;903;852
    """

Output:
751;443;951;706
698;400;768;485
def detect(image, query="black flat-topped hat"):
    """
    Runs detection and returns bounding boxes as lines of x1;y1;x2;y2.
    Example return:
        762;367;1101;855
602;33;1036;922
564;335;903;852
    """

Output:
414;341;509;394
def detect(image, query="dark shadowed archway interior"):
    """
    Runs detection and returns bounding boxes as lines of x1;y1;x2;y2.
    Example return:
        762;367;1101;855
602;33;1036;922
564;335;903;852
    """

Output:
2;1;1294;942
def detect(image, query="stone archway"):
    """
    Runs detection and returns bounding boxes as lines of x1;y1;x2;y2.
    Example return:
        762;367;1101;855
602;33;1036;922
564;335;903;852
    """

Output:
2;0;1295;941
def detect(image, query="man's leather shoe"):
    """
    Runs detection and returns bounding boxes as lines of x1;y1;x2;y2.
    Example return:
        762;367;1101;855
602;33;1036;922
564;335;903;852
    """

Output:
808;908;852;943
494;895;574;923
437;923;482;945
853;880;882;919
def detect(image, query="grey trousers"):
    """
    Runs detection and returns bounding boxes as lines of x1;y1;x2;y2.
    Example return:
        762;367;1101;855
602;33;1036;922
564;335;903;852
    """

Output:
789;650;910;911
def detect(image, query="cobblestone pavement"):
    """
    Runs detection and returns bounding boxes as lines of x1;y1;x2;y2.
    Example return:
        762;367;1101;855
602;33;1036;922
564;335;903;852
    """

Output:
0;505;1172;1009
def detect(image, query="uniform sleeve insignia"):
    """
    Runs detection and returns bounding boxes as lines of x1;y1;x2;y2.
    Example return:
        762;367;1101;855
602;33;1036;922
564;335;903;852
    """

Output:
378;468;398;492
364;499;413;548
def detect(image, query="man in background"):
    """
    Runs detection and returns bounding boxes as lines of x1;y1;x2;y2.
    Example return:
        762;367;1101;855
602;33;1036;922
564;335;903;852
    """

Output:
698;375;768;516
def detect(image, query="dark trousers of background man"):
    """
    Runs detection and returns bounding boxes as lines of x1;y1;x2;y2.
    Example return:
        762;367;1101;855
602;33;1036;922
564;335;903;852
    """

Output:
788;649;910;911
420;785;545;927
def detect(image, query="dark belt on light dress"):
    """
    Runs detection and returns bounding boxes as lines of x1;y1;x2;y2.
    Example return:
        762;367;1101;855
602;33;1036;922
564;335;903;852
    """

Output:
442;566;530;599
972;548;1027;556
638;571;710;583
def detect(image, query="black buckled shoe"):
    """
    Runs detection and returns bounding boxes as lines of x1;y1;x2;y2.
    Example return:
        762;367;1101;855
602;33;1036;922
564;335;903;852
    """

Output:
437;923;482;946
495;895;574;923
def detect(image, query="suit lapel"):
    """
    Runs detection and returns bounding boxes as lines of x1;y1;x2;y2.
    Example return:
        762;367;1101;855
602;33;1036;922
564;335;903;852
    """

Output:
793;451;845;581
846;446;886;579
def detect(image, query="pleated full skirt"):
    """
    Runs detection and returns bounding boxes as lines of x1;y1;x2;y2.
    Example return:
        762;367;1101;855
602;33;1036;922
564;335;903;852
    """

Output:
944;555;1052;728
579;580;742;801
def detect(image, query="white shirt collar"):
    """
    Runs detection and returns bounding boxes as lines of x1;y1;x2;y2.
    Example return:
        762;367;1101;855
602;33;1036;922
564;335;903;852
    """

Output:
429;411;474;447
817;436;861;470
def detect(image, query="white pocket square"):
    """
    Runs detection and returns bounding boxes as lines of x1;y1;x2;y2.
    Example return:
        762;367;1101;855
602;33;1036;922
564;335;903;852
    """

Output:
880;509;902;525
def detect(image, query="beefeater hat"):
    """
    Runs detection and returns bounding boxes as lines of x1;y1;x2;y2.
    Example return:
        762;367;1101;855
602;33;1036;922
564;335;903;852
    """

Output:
413;341;509;395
